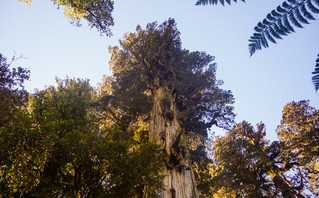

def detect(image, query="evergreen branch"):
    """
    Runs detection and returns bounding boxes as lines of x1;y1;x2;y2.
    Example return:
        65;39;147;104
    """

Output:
195;0;245;6
312;54;319;92
248;0;318;56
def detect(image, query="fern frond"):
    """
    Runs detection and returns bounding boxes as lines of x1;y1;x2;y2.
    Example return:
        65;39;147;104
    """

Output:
248;0;319;56
195;0;245;6
307;0;319;13
300;3;316;19
312;54;319;92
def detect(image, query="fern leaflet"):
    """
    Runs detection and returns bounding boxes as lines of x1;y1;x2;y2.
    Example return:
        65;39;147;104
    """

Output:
312;54;319;92
195;0;245;6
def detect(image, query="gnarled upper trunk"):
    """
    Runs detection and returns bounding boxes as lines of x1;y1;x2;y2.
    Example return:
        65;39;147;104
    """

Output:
148;87;198;198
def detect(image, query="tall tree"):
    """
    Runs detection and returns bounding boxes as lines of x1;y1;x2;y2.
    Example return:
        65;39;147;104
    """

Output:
105;18;235;197
18;0;114;35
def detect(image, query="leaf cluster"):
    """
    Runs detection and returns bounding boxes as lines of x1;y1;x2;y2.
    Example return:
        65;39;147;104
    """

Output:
248;0;319;56
19;0;114;35
196;0;319;92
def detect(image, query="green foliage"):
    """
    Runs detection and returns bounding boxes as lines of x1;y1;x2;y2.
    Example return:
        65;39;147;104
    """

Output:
19;0;114;35
277;100;319;159
0;53;30;127
248;0;319;56
102;130;164;198
190;144;214;197
195;0;245;6
0;109;41;196
0;77;164;197
211;122;277;197
312;54;319;91
208;101;319;197
103;19;235;195
277;100;319;196
106;19;235;142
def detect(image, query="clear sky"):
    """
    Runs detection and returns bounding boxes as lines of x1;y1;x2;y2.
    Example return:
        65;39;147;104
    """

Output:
1;0;318;141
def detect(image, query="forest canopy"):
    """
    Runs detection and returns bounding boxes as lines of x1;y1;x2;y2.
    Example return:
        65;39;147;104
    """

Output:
0;19;237;197
1;5;319;195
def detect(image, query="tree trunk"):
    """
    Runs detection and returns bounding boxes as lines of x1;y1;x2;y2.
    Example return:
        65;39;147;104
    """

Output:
148;87;198;198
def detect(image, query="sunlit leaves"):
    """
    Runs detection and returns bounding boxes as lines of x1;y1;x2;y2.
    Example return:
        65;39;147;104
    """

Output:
0;77;164;197
17;0;32;6
276;100;319;197
312;54;319;91
18;0;114;35
211;118;317;197
249;0;318;56
211;122;276;197
107;19;235;141
277;100;319;159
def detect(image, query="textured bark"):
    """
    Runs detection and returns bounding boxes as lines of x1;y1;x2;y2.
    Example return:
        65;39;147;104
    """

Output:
148;87;198;198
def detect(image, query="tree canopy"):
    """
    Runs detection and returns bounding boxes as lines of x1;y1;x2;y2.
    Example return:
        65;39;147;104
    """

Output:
0;77;164;197
207;101;319;197
0;53;29;127
5;0;319;195
106;18;235;141
18;0;114;35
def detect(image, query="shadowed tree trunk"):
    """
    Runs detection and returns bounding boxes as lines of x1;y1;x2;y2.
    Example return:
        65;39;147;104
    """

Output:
148;87;198;198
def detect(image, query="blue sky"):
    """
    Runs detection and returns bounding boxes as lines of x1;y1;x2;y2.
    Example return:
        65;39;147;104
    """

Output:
1;0;318;140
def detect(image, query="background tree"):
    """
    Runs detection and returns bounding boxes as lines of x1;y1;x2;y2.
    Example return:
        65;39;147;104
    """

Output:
0;53;29;127
196;0;319;91
0;77;164;197
211;122;275;197
18;0;114;35
0;53;31;195
211;121;310;197
104;18;235;197
277;100;319;196
208;101;319;197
